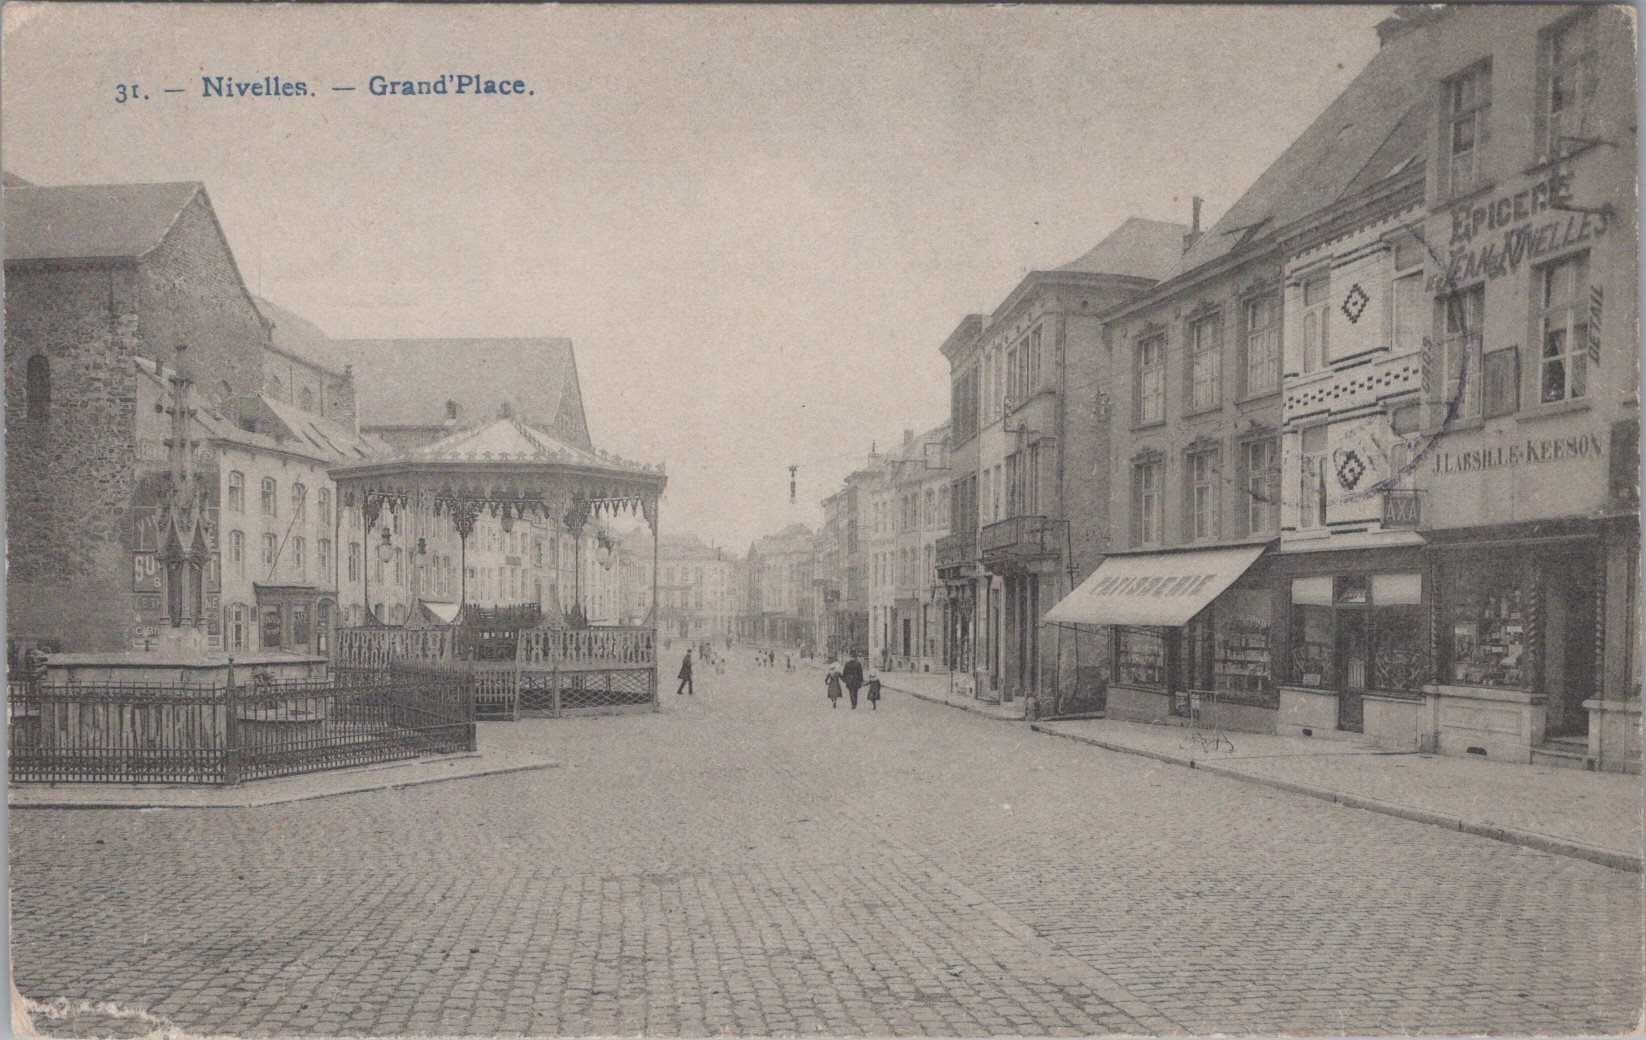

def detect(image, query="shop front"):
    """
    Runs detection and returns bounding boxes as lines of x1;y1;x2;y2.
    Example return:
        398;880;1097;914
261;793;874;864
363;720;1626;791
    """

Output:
1272;546;1429;745
1423;520;1614;764
253;584;336;657
1046;541;1280;734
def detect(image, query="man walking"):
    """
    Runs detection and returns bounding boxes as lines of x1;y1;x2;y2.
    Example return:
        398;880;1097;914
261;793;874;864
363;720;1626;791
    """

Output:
676;650;694;696
842;651;864;710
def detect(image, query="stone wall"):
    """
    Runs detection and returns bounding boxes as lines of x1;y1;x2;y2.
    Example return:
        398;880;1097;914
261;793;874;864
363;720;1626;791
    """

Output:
4;264;144;651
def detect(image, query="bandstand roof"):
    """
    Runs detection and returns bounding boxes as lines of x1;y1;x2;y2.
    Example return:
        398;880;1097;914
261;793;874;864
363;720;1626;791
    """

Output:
328;415;666;528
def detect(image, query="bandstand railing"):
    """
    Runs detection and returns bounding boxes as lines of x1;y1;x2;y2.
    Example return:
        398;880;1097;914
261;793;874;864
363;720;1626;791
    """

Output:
332;623;658;721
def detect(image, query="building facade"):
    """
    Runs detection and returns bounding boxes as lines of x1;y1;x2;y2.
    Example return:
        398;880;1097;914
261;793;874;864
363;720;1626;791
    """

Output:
744;523;817;650
941;219;1188;707
657;534;741;643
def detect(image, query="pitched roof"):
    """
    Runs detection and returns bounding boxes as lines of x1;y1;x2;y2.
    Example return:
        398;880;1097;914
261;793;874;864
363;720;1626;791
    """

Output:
326;337;590;449
1057;217;1192;280
388;415;658;477
134;357;384;462
254;296;334;364
1164;33;1436;281
4;181;201;261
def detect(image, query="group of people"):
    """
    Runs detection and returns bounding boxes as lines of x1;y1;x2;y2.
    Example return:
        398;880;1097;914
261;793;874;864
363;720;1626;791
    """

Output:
755;649;794;672
824;652;881;710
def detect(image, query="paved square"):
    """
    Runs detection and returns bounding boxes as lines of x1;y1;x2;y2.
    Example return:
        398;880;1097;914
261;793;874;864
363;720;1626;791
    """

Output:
12;655;1643;1036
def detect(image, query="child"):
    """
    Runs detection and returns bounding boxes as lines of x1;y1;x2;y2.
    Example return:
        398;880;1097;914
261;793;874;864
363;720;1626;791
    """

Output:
865;670;882;710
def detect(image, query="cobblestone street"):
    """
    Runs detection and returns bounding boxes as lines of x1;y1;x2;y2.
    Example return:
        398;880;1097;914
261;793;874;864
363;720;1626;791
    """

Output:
12;652;1643;1037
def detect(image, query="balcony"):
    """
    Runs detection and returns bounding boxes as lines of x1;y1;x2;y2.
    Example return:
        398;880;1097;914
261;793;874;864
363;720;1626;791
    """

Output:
936;531;977;578
979;515;1059;572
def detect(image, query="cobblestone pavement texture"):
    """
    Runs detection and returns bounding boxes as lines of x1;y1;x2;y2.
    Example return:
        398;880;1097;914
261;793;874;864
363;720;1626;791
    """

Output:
12;649;1643;1037
1033;718;1646;858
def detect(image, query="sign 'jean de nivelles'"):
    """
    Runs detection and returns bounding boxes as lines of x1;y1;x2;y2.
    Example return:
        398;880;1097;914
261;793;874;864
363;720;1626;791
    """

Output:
1428;169;1609;294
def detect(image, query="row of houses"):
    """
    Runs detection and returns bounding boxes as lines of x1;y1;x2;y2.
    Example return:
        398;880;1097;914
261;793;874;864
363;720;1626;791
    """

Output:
802;6;1640;772
3;172;642;662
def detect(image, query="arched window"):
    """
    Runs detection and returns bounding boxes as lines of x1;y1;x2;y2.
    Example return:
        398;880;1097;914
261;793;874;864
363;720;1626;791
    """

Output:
299;387;314;412
25;354;49;424
316;488;331;526
261;478;277;517
291;482;306;521
227;472;245;513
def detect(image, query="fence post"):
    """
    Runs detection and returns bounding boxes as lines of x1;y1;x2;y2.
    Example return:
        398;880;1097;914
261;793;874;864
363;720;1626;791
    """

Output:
223;667;241;786
552;668;562;719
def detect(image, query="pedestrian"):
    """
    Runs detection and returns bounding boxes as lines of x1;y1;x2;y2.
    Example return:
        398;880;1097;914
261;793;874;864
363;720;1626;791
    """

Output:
676;650;694;696
865;669;882;710
786;654;793;672
825;661;843;708
842;651;864;710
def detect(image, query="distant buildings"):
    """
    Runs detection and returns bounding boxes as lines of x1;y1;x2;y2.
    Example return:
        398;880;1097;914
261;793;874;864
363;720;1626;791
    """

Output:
657;533;742;642
742;523;818;651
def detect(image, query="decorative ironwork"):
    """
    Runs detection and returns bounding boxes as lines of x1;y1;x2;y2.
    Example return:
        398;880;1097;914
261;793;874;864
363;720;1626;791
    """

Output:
9;670;475;786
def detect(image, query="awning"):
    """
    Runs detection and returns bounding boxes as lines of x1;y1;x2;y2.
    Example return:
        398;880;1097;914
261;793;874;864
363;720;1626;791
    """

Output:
1045;543;1268;628
416;599;461;625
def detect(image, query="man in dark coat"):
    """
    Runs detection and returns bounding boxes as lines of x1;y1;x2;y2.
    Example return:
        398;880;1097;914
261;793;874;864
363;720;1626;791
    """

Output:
676;650;694;696
841;652;865;709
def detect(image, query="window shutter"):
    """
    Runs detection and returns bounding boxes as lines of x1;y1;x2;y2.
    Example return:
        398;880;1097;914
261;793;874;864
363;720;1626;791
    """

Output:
1482;346;1520;418
1130;468;1142;546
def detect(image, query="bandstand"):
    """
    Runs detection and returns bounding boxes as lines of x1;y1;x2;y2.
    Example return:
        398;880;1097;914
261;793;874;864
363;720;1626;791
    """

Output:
329;417;667;719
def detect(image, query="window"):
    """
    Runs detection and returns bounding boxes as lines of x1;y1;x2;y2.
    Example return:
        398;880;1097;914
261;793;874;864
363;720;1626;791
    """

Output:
299;387;314;412
1441;555;1527;688
317;488;331;526
291;483;306;521
1436;286;1484;420
1301;272;1330;373
261;533;277;569
292;537;306;577
1186;448;1220;541
1136;334;1165;424
1187;314;1222;412
318;538;331;575
1115;627;1167;688
1244;439;1279;535
261;477;277;517
1131;460;1163;547
1539;252;1590;404
1542;14;1596;160
227;604;247;652
229;530;245;576
348;541;360;583
25;354;49;425
1391;238;1427;355
1299;426;1328;529
1483;346;1521;418
227;472;245;513
1243;296;1281;397
1443;62;1491;197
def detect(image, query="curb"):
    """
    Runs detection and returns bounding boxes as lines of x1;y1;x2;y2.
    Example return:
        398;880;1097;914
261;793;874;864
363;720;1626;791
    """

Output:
1029;723;1642;874
894;683;1026;722
10;756;559;810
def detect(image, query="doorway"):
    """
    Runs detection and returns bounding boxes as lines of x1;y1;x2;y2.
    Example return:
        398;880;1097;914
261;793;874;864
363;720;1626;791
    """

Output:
1543;550;1598;737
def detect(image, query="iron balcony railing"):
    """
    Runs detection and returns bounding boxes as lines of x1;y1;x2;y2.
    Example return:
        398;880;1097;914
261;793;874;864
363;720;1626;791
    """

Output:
979;514;1058;560
935;531;977;572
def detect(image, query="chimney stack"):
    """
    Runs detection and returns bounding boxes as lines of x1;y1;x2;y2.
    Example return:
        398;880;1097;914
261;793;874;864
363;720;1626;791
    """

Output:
1182;196;1204;253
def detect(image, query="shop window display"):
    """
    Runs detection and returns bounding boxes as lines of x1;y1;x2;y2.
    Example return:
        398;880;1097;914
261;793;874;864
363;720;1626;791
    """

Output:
1443;558;1528;689
1115;626;1166;688
1287;572;1430;694
1290;577;1335;687
1190;587;1274;701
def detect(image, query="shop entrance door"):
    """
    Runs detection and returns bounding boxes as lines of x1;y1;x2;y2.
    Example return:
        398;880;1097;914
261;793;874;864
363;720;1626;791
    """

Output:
1543;552;1598;737
1335;604;1369;734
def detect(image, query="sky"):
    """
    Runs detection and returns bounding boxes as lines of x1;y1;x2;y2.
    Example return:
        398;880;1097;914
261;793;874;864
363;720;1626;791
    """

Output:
2;4;1386;551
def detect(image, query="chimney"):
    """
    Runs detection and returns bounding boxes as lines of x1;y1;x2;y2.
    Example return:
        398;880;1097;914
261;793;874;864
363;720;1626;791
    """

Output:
1182;196;1204;253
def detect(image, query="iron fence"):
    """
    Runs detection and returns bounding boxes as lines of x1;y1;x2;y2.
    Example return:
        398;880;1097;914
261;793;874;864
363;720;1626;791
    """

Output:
9;669;474;786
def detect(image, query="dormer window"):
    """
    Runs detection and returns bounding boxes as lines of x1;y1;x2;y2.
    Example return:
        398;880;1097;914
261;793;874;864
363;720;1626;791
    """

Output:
1442;61;1491;197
